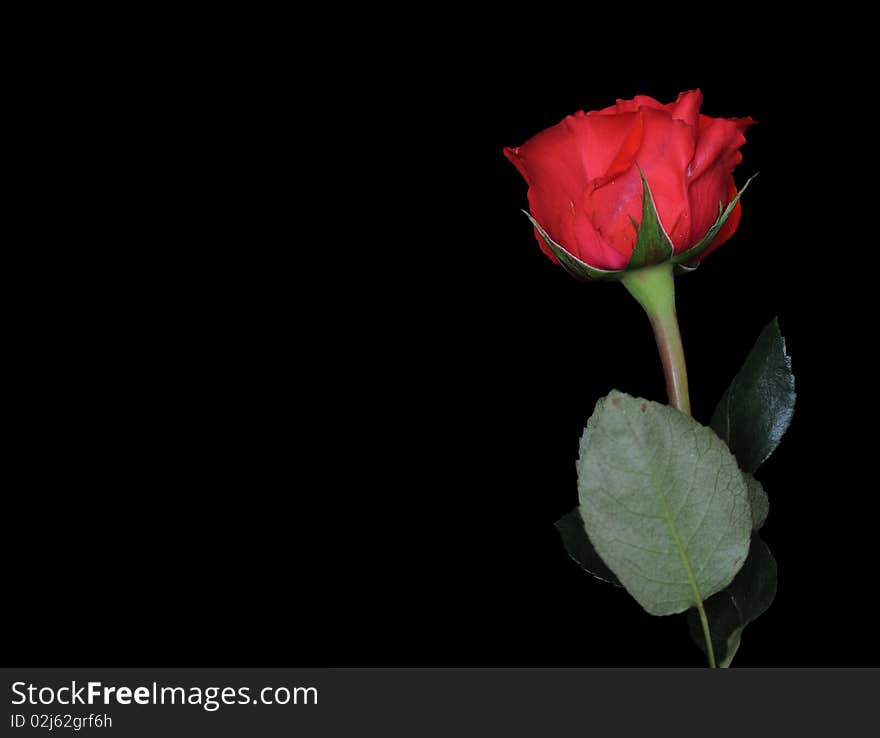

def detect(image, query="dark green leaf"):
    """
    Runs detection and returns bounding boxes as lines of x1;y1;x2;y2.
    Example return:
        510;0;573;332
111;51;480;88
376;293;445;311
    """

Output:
673;174;757;265
577;391;751;616
687;535;777;667
523;211;624;281
710;317;796;473
626;167;674;269
555;507;621;585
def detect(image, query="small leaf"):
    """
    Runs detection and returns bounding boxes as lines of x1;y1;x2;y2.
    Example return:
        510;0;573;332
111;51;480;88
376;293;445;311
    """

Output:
555;507;621;585
673;174;757;265
710;317;796;473
745;474;768;530
577;391;751;616
687;535;777;667
626;167;674;269
523;211;624;281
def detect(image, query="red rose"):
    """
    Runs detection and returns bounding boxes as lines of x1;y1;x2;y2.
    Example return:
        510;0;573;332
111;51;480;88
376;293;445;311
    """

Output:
504;90;753;273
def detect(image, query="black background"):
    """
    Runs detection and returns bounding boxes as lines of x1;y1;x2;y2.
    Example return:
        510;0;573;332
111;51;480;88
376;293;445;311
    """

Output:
8;16;876;667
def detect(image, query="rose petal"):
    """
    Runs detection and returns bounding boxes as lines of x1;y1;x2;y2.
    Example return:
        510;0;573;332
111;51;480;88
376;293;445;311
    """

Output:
597;94;666;115
586;111;643;183
588;107;696;254
669;89;702;127
686;116;753;244
691;116;753;181
504;112;640;269
526;183;629;270
503;118;588;201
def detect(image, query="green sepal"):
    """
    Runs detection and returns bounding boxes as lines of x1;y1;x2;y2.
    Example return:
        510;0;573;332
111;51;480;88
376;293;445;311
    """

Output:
523;211;624;282
673;174;758;265
625;167;674;269
674;262;699;276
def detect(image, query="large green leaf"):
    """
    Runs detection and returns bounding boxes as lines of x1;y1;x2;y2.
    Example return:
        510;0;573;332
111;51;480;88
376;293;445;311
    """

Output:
687;534;777;667
555;507;621;586
710;318;796;473
577;391;751;616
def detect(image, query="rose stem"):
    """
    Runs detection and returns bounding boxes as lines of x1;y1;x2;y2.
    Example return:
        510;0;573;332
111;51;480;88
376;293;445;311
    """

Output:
620;261;691;416
621;261;717;668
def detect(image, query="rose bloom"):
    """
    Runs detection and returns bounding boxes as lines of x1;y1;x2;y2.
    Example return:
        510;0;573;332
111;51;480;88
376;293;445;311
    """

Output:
504;90;753;271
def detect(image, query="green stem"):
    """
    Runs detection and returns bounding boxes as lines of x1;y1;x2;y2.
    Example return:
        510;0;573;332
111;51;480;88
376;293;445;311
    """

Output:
620;262;691;416
695;600;717;668
622;262;715;668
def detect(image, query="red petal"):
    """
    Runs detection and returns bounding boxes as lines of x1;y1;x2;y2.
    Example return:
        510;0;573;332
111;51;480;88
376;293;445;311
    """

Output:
686;116;753;247
690;116;753;181
588;107;696;255
668;89;702;127
597;94;666;115
504;112;638;269
591;112;643;184
526;182;629;270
